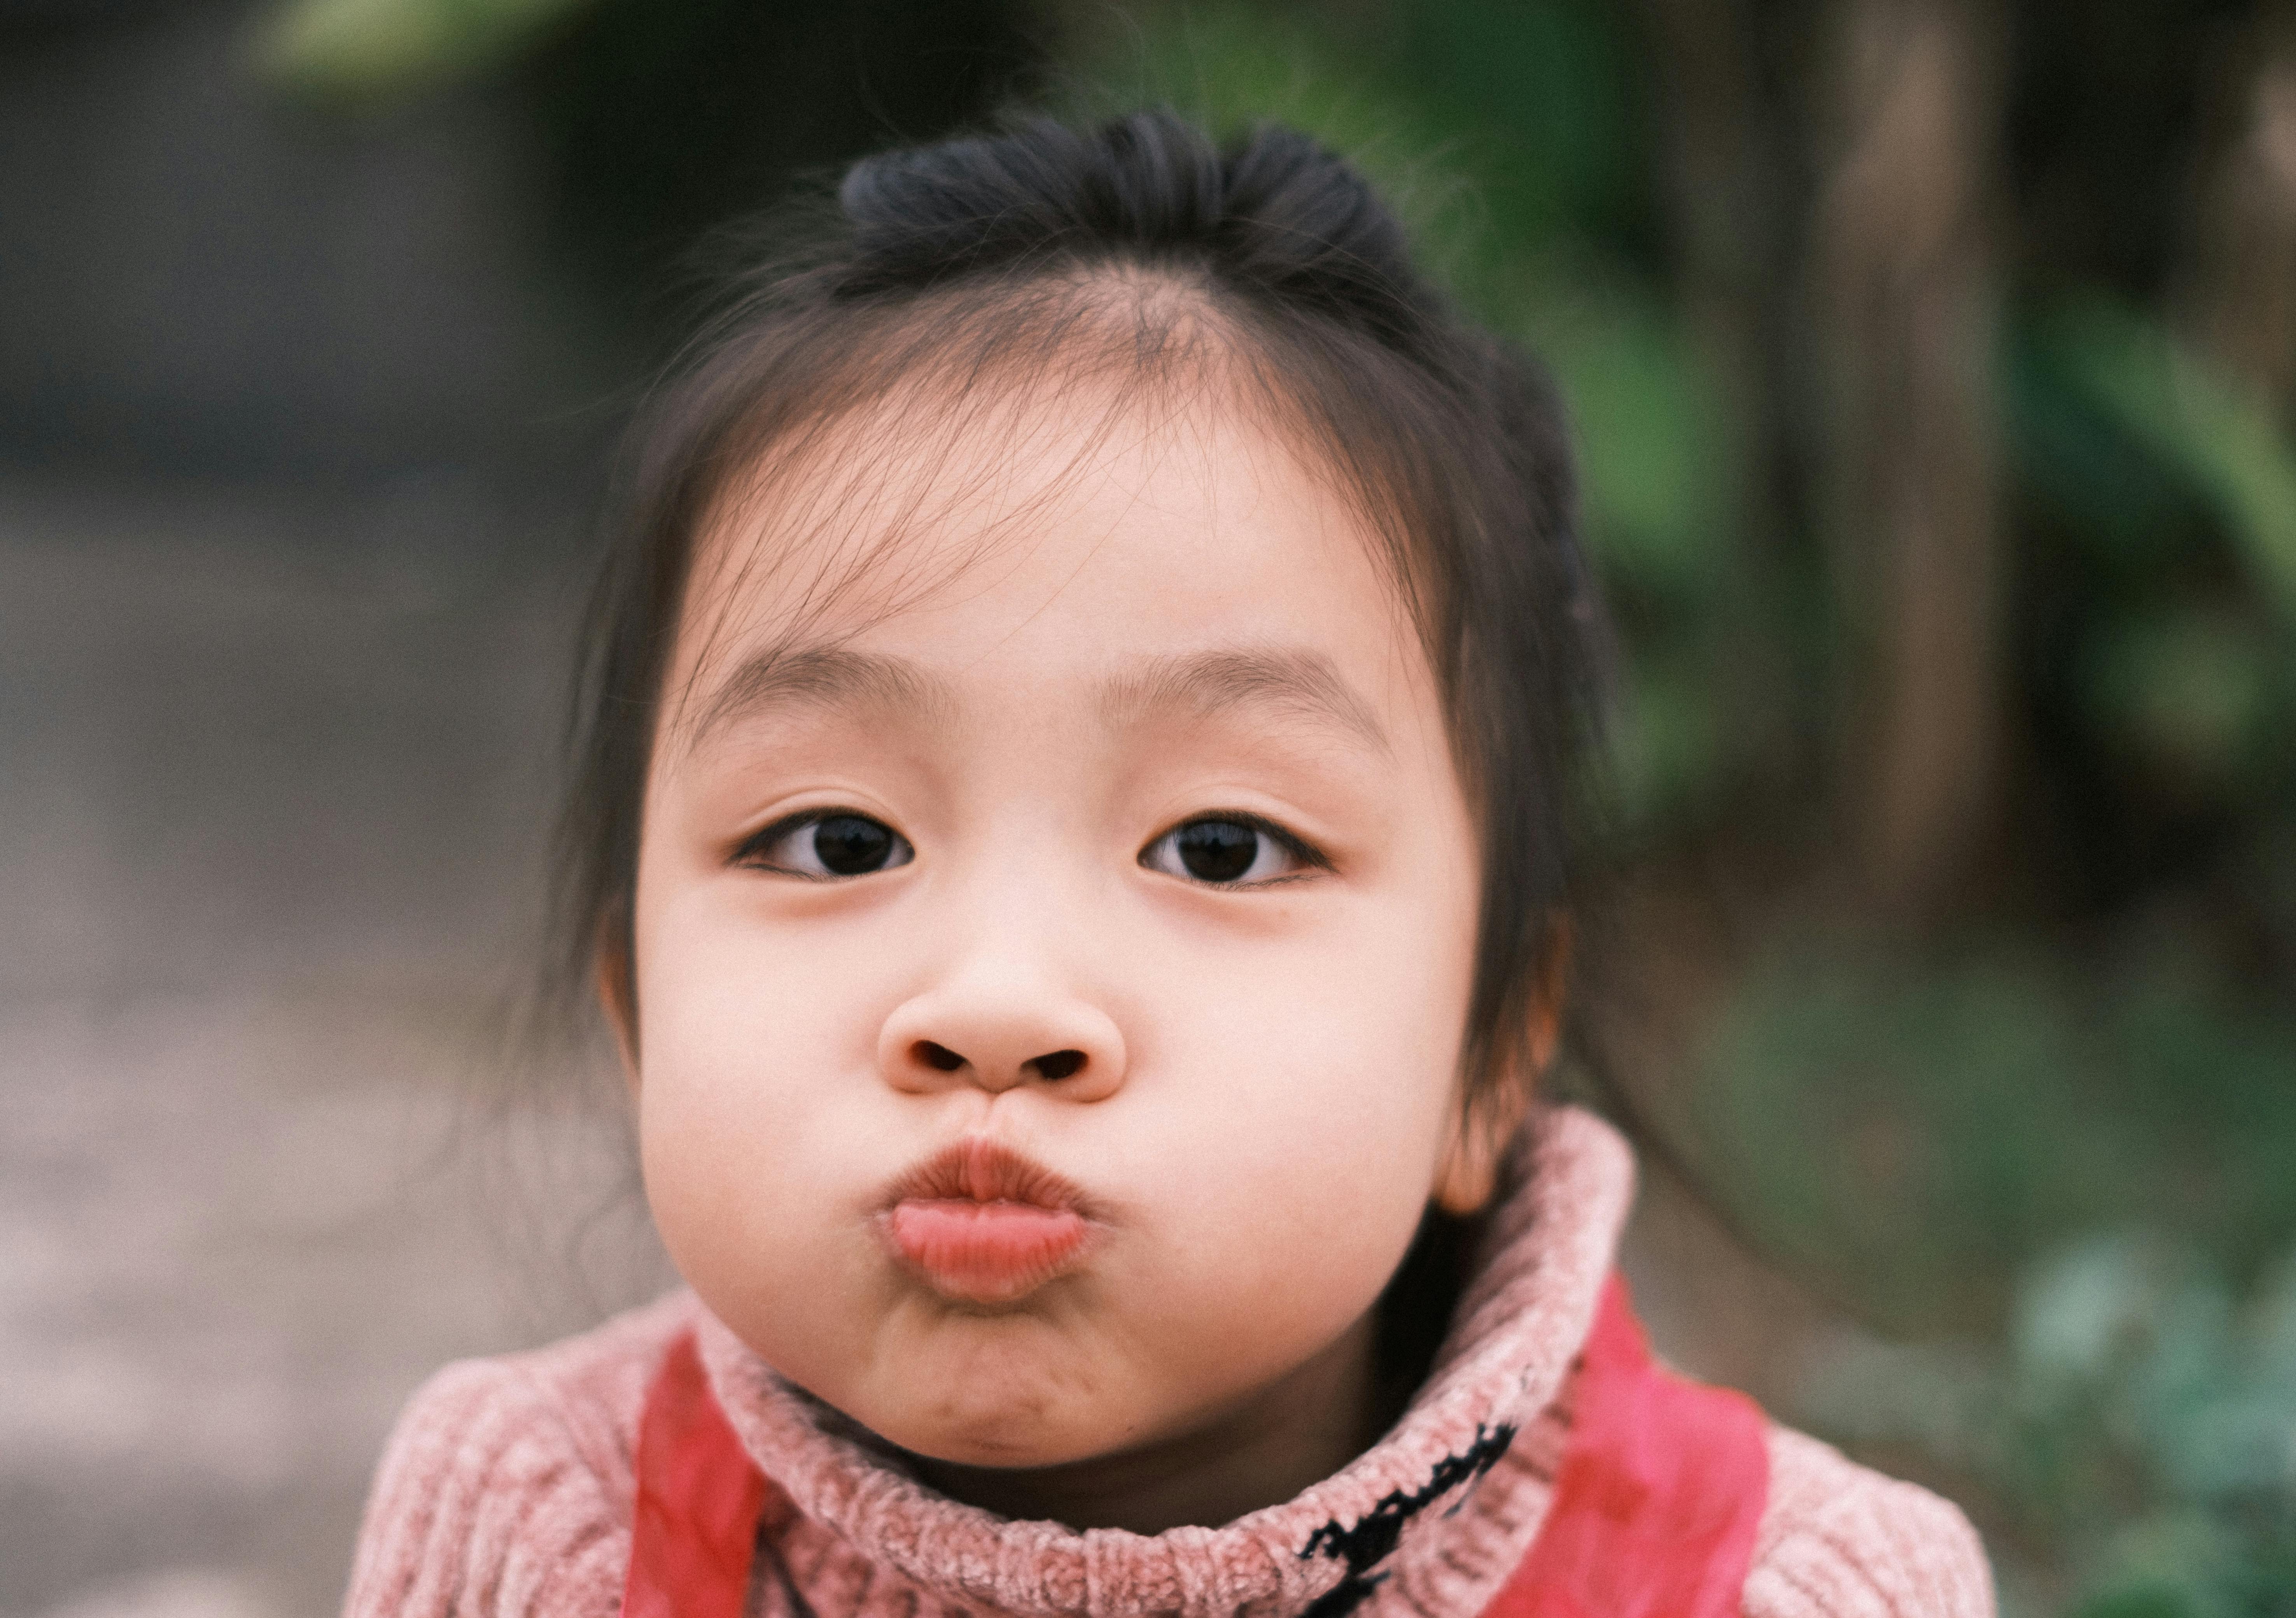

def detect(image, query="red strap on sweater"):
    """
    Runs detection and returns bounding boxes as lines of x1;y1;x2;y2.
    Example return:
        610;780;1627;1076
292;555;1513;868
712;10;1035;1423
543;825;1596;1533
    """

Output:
1480;1274;1769;1618
621;1330;770;1618
621;1276;1767;1618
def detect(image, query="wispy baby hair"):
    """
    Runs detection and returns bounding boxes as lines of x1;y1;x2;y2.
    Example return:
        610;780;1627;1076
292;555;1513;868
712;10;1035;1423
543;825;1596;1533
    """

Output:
555;109;1612;1114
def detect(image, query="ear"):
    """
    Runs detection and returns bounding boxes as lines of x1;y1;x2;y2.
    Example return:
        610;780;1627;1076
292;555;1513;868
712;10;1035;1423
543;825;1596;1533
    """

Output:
595;942;641;1100
1430;918;1572;1216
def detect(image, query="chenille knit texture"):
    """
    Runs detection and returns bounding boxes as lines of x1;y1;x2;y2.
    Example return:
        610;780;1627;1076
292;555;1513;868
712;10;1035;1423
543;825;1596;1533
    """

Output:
343;1108;1993;1618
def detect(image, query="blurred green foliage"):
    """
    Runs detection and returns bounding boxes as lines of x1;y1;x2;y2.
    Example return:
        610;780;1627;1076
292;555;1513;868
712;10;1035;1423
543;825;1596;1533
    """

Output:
2015;301;2296;802
1800;1234;2296;1617
1694;948;2296;1324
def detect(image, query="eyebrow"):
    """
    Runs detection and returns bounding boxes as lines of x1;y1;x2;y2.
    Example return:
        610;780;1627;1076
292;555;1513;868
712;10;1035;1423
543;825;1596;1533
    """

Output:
688;643;953;747
1100;647;1390;754
688;641;1388;756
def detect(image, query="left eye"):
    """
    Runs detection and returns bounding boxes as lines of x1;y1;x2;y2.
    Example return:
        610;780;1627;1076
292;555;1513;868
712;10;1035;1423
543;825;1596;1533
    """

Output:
740;812;914;879
1139;817;1315;885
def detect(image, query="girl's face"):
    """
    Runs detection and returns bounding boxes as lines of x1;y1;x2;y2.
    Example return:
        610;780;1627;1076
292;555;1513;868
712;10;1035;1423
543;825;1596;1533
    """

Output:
629;366;1493;1508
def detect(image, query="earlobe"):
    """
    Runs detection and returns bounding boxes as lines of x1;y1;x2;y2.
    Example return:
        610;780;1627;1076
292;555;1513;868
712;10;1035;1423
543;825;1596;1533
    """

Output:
1432;917;1572;1216
1431;1110;1504;1215
1431;1064;1528;1215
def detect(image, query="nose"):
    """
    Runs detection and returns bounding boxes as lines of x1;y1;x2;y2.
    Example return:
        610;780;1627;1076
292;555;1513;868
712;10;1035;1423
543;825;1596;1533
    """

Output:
877;971;1127;1103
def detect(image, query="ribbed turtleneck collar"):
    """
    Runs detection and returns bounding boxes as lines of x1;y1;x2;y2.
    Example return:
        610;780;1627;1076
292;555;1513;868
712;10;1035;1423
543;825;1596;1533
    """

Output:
696;1106;1635;1618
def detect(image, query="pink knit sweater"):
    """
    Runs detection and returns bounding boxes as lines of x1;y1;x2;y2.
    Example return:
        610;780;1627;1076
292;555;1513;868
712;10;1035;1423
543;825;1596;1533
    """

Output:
344;1108;1992;1618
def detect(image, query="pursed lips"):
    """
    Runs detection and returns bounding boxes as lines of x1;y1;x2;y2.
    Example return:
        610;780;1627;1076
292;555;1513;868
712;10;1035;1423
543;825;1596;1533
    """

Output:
878;1136;1099;1305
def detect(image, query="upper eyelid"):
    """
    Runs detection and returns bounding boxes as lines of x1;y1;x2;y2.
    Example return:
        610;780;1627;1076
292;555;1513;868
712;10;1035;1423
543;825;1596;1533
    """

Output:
731;806;895;865
732;808;819;859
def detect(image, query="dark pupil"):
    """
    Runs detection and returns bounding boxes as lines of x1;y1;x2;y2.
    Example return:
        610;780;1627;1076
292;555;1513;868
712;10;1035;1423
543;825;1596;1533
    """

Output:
1176;820;1259;883
812;815;894;876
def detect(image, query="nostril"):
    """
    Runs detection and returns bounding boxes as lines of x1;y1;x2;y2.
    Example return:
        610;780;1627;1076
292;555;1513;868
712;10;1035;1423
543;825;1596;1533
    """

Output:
913;1040;967;1073
1027;1049;1087;1081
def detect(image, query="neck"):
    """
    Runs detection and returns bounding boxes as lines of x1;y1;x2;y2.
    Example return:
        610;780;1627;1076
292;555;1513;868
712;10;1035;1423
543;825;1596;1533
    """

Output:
909;1310;1381;1534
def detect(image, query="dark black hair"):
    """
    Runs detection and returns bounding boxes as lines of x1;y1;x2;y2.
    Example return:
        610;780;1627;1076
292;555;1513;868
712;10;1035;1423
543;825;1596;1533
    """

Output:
554;110;1612;1134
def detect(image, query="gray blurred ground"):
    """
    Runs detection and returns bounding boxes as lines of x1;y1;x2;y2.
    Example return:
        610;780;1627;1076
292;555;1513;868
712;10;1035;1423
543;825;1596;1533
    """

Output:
0;11;671;1606
0;473;669;1618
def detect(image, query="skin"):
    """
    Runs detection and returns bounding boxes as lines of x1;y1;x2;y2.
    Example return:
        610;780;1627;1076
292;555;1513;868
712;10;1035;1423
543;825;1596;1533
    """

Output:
620;349;1550;1535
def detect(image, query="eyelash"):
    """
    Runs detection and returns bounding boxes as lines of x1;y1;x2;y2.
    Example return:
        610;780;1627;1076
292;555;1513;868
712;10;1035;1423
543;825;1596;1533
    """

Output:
731;809;911;879
1138;811;1332;886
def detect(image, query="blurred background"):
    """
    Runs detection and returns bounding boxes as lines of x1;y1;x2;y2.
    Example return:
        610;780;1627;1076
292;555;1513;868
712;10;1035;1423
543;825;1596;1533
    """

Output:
5;1;2294;1614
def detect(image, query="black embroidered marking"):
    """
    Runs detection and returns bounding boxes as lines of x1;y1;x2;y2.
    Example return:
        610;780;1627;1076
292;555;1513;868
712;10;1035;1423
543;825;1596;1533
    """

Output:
1296;1424;1516;1618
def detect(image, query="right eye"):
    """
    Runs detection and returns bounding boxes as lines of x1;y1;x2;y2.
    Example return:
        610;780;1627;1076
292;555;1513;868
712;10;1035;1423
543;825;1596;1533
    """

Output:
1138;814;1322;886
737;811;914;879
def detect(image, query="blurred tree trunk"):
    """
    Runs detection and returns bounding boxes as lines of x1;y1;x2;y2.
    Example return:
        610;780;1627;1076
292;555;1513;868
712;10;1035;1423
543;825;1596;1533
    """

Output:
2181;2;2296;425
1637;0;1801;773
1809;0;2005;926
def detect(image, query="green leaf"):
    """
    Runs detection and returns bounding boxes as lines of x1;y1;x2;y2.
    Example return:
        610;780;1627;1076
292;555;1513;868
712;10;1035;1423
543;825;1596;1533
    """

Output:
255;0;597;99
2042;298;2296;622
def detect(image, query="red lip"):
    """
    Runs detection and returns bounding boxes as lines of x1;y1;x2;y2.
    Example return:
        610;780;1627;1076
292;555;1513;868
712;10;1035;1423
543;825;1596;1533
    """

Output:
878;1138;1097;1305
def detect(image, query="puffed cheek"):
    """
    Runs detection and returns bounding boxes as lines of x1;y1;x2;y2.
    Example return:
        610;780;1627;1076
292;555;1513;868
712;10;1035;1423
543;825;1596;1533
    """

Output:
1158;1173;1419;1338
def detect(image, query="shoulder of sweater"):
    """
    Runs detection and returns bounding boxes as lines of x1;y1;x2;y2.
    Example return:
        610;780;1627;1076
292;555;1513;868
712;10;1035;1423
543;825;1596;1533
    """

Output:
1741;1423;1995;1618
342;1289;701;1618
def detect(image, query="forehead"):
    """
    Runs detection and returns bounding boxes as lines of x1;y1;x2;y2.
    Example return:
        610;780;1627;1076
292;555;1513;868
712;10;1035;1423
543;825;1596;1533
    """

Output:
664;364;1433;740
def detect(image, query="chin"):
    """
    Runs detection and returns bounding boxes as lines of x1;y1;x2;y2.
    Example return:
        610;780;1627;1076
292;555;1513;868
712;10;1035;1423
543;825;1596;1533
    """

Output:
872;1376;1099;1468
894;1418;1080;1469
849;1336;1130;1470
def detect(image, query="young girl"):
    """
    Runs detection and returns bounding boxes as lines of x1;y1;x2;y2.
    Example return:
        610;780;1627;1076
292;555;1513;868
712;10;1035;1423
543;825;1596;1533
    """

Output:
346;113;1991;1618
